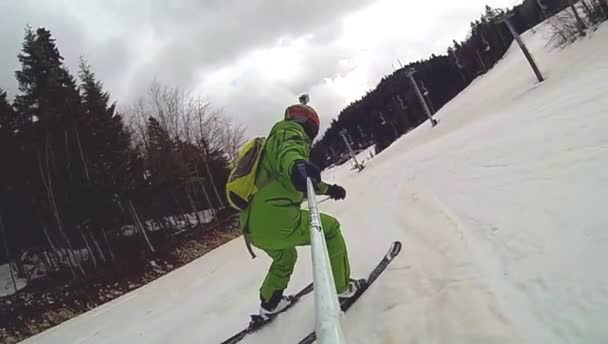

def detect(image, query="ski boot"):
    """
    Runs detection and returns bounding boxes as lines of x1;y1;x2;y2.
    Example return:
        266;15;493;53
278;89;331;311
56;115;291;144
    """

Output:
338;278;367;303
258;290;293;321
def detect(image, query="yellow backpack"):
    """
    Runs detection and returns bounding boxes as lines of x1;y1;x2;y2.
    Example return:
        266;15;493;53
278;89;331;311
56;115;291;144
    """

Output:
225;137;266;211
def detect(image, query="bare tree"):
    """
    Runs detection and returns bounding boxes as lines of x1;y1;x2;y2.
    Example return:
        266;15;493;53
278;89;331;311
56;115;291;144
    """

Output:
190;100;225;209
569;0;589;33
547;6;588;46
128;97;151;151
222;120;247;163
124;81;248;227
148;81;184;140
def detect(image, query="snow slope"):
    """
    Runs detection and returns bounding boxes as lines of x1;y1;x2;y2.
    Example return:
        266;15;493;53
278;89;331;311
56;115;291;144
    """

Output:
21;22;608;344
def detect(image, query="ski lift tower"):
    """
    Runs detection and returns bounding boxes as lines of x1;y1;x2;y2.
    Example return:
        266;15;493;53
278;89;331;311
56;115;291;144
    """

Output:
450;49;467;84
339;129;364;171
496;13;544;83
419;80;436;114
404;68;438;127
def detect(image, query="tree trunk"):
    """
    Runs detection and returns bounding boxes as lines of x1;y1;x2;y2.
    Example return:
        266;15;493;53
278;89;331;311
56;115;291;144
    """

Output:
40;220;74;278
74;124;91;182
196;165;216;221
80;228;97;269
581;0;593;18
64;129;73;181
204;156;224;210
0;215;18;292
101;227;116;261
36;222;59;273
129;201;155;253
89;229;107;264
494;24;509;50
199;141;224;210
169;190;187;228
536;0;550;19
14;253;25;277
38;142;85;277
186;185;201;227
200;180;216;222
40;251;55;277
476;50;488;73
570;1;588;32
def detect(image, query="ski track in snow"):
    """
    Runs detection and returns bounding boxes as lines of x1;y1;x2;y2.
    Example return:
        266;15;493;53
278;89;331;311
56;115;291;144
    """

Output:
20;22;608;344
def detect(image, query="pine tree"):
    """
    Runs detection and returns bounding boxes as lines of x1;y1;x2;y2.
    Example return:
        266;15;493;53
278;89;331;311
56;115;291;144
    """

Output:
0;90;16;209
484;5;497;21
0;90;14;138
78;59;133;189
14;27;79;128
13;27;86;276
74;59;137;263
145;116;181;218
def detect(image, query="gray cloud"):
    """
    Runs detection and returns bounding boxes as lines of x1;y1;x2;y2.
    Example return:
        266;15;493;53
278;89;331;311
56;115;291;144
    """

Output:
1;0;373;99
281;46;355;94
133;0;375;94
0;1;84;96
1;0;521;139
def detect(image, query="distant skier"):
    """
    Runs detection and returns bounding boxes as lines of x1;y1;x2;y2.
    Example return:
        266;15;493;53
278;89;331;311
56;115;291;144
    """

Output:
240;98;364;320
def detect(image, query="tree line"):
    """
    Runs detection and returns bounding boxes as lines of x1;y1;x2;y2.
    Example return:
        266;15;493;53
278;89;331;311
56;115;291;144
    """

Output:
0;27;244;281
311;0;607;168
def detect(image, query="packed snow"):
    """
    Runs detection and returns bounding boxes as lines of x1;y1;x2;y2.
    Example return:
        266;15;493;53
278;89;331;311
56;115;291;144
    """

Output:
21;21;608;344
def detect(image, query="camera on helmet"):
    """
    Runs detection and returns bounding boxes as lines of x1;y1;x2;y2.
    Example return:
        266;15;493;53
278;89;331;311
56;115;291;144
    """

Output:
299;94;310;105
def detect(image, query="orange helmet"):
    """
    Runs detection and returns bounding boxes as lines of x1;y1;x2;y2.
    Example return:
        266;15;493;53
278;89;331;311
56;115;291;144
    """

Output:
285;104;320;140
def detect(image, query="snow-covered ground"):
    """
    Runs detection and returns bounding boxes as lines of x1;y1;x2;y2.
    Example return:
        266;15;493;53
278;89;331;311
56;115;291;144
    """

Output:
21;21;608;344
0;264;26;297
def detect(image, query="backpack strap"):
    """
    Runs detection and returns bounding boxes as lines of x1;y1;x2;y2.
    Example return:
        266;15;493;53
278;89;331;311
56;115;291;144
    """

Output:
241;202;257;259
241;132;277;260
243;233;256;259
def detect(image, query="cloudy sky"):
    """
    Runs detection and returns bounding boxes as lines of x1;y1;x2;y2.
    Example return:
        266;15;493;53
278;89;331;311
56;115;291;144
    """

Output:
0;0;521;137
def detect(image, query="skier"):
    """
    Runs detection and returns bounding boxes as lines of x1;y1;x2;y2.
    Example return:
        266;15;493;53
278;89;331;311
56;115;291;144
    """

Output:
241;101;365;320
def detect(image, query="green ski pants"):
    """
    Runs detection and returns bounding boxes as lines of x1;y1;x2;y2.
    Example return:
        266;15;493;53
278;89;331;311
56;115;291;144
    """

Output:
248;209;351;303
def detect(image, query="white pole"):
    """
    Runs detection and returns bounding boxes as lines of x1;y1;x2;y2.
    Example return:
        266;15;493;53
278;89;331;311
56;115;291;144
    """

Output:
307;178;346;344
405;68;437;127
340;130;363;170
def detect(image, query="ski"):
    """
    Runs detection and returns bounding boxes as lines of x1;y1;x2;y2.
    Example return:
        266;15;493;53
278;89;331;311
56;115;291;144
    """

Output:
219;282;314;344
219;241;402;344
297;241;403;344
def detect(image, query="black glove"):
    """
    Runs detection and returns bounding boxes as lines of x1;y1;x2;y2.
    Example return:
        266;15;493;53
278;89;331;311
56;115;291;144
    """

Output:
291;161;321;193
327;184;346;200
